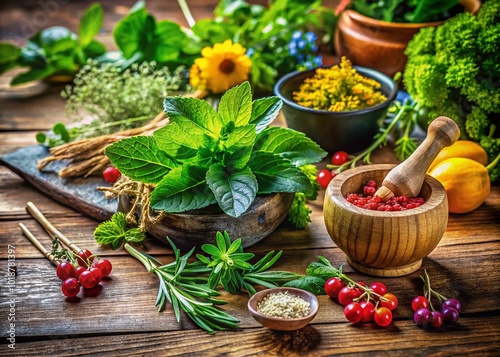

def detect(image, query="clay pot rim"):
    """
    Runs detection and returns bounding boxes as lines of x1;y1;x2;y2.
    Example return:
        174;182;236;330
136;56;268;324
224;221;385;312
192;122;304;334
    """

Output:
274;66;397;116
326;164;447;217
344;0;480;29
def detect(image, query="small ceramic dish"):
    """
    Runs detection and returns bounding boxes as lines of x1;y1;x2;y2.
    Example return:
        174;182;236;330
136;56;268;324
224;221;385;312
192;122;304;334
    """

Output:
247;287;319;331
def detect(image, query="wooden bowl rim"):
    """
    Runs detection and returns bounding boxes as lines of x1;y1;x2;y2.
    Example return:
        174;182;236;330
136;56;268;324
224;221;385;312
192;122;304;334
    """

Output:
326;164;447;217
247;287;319;328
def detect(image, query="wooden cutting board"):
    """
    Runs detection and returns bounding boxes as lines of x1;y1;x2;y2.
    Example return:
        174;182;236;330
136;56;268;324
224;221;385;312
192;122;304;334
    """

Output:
0;144;115;221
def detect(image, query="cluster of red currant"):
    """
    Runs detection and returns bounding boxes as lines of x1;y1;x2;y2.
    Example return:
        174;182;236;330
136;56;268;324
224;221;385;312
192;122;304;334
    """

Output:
57;249;113;298
325;277;398;327
412;270;461;329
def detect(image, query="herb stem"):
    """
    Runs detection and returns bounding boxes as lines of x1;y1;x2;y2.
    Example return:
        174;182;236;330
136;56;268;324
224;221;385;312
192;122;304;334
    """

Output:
177;0;196;28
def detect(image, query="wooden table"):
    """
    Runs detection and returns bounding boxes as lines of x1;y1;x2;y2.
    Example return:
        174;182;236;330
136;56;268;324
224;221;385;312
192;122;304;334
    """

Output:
1;1;499;355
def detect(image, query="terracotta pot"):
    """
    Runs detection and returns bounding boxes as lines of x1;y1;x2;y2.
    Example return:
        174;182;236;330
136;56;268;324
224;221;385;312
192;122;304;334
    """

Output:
334;0;481;78
118;192;294;251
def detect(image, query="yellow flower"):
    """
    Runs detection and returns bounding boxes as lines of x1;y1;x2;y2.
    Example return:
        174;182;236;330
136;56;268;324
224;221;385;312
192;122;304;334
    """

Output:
189;40;252;94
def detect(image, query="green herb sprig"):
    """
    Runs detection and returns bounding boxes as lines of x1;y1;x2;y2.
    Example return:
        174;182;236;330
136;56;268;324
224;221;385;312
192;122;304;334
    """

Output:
94;212;145;249
197;231;302;296
125;239;240;334
105;81;326;219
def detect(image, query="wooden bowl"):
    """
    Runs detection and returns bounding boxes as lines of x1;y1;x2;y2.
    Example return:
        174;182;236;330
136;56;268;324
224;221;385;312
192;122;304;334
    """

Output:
247;287;319;331
118;193;294;250
324;164;448;277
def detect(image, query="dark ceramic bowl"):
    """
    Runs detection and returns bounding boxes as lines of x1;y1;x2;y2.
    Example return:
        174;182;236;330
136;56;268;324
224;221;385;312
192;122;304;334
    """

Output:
247;287;319;331
274;66;397;153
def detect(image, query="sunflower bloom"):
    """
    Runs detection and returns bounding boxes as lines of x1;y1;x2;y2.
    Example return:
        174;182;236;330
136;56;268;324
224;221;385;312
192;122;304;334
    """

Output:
189;40;252;94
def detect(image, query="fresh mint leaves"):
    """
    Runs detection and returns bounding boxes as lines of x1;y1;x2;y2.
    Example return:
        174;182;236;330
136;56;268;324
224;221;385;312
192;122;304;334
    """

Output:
105;81;326;218
94;212;145;249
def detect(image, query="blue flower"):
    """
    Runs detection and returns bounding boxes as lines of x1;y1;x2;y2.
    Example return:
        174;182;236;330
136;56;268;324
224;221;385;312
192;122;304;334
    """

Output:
288;41;298;55
305;31;317;43
314;55;323;67
297;39;307;50
296;54;304;64
246;48;255;57
292;30;303;41
303;61;313;69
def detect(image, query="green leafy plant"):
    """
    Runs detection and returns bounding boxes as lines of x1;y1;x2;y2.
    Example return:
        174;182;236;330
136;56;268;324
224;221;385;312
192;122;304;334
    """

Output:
0;3;106;85
342;0;462;23
94;212;146;249
98;0;199;69
196;231;301;295
105;81;326;218
124;239;239;334
403;0;500;181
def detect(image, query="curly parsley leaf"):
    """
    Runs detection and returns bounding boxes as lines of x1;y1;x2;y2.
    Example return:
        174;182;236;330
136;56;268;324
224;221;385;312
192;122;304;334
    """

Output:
94;212;145;249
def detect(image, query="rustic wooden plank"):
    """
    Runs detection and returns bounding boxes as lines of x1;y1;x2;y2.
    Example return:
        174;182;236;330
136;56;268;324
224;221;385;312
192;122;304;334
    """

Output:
2;315;499;356
0;243;498;338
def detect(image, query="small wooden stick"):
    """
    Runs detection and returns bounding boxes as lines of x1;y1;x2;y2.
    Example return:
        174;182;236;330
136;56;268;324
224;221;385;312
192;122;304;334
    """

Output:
25;202;82;253
19;223;58;266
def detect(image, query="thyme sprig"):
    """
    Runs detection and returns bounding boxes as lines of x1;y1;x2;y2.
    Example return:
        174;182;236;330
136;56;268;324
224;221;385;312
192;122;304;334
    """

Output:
124;240;239;334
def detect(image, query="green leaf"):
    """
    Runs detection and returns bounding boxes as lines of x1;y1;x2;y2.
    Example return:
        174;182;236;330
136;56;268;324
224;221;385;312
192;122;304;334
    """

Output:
36;133;46;144
105;136;177;184
218;82;253;127
305;261;340;279
17;40;46;68
11;67;54;86
153;20;186;62
201;244;221;257
254;127;327;166
94;212;145;249
53;122;70;142
226;239;242;255
283;276;327;295
0;42;21;65
206;164;257;218
248;151;313;195
249;97;283;133
79;3;104;47
82;39;106;58
163;96;222;137
113;1;148;58
153;121;210;163
223;125;256;170
150;165;216;213
216;231;227;254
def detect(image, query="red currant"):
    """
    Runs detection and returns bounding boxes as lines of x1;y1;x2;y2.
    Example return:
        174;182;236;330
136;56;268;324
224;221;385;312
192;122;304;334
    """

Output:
56;261;75;281
411;295;429;312
317;169;333;189
90;267;103;284
430;311;443;328
414;308;432;328
338;286;362;306
442;298;461;313
369;282;387;297
344;302;363;323
442;307;459;325
359;300;375;322
75;265;86;280
380;293;398;310
103;167;121;183
373;307;392;327
331;151;349;166
94;259;113;277
77;249;94;267
79;270;98;289
61;278;80;297
324;277;344;299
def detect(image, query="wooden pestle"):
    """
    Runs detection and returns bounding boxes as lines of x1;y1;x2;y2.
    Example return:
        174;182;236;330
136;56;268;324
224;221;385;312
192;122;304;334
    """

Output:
375;116;460;201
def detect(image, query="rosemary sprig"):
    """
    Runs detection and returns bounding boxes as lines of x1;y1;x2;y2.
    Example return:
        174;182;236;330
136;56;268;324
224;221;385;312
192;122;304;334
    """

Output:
197;231;302;296
124;240;240;334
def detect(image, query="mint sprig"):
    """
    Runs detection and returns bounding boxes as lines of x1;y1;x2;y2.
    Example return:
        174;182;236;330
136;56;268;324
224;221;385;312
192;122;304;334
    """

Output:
105;81;326;219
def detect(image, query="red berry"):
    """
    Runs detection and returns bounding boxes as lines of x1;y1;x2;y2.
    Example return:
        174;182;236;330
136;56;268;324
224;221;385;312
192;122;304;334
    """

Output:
344;302;363;323
414;308;432;328
380;293;398;310
430;311;443;328
359;300;375;322
56;261;75;281
369;282;387;297
332;151;349;166
411;295;429;312
79;270;97;289
317;169;333;189
324;277;344;299
103;167;121;183
77;249;94;267
61;278;80;297
338;286;362;306
75;266;86;280
374;307;392;327
90;267;103;284
94;259;112;277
